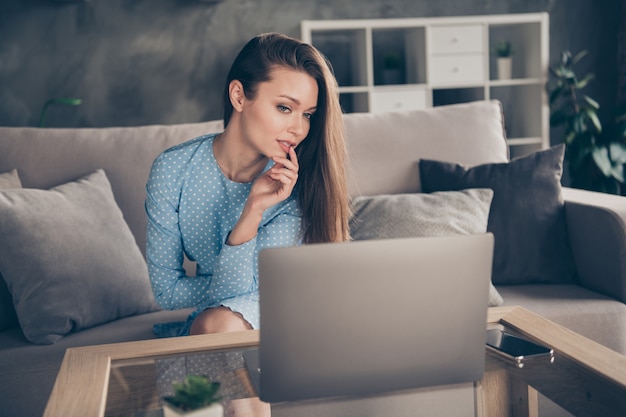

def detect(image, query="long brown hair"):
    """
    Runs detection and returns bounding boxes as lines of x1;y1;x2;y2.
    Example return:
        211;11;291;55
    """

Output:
223;33;350;243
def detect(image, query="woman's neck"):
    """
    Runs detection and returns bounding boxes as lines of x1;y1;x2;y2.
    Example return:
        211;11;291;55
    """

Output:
213;131;268;183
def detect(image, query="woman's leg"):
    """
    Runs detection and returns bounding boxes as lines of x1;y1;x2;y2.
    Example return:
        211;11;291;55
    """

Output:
189;306;252;335
189;307;270;417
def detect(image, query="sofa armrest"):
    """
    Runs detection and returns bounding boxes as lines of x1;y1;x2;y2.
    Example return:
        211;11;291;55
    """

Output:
562;187;626;303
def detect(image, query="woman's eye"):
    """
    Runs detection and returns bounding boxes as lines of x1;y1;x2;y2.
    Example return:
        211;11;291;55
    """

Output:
303;112;313;120
277;105;290;113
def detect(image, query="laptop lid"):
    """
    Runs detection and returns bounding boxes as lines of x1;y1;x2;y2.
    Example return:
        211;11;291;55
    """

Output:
254;234;494;403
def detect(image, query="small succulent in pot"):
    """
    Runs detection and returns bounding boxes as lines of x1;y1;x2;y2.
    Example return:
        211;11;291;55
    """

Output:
163;374;223;417
492;40;512;58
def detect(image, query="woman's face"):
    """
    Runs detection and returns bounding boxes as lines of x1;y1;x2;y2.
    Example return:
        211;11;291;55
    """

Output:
238;66;319;160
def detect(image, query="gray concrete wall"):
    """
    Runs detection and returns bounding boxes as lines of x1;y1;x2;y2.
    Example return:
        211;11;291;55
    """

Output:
0;0;621;141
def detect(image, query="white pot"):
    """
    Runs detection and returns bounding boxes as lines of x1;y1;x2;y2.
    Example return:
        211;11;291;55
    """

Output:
163;402;224;417
497;57;513;80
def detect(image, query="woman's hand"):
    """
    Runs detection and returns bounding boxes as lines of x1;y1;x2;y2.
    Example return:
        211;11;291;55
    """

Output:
227;146;299;246
251;145;299;209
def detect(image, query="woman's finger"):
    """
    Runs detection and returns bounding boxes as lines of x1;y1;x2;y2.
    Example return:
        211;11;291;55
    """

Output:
273;146;299;171
269;167;297;183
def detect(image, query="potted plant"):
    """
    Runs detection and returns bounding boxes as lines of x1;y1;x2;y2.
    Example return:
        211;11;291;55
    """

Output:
548;50;626;194
492;40;513;80
162;374;223;417
382;52;403;85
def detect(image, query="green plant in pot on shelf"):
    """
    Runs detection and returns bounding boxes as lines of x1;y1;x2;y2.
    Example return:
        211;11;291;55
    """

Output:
548;50;626;195
492;40;513;80
162;374;223;417
382;52;402;85
492;40;512;58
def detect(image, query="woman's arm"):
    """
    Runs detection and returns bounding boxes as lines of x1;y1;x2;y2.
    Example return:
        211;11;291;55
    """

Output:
145;175;215;310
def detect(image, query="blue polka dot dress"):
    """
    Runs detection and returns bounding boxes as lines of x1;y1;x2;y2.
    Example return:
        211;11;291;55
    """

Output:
145;133;302;336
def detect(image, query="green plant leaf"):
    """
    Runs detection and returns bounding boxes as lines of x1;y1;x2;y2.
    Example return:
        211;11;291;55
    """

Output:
51;98;83;106
583;108;602;133
38;97;83;128
610;142;626;164
164;374;221;411
572;113;587;134
560;50;572;66
560;68;576;81
592;147;613;177
583;95;600;109
571;50;589;65
575;73;594;89
611;163;625;183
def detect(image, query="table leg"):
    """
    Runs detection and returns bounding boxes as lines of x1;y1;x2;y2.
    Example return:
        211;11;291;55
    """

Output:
477;368;538;417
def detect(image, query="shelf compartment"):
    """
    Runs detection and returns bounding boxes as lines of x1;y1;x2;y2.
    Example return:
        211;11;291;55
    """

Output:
489;22;543;80
432;87;485;107
339;92;369;113
490;84;542;140
509;142;544;159
372;27;426;86
311;29;368;87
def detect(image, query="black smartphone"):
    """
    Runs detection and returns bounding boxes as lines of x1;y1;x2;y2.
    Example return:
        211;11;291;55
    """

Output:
486;328;554;368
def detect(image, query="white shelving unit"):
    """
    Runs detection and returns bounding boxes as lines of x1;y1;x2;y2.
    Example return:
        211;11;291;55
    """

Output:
301;13;549;157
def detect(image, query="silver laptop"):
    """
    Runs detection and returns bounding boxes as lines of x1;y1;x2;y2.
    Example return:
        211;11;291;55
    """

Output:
245;234;494;403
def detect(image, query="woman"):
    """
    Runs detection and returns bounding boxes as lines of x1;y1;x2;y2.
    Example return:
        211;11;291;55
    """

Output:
145;32;351;338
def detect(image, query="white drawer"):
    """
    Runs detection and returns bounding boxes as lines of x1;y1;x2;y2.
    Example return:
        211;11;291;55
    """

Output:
429;54;484;86
430;24;483;55
370;88;428;113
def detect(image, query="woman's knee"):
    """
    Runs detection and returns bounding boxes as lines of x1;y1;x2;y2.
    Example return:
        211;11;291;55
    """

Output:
189;307;251;335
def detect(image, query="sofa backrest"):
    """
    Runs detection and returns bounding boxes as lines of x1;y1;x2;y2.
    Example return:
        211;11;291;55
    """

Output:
0;121;222;256
0;100;508;255
343;100;509;196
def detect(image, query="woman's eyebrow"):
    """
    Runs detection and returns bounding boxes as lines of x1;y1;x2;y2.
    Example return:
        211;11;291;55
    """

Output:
278;94;300;105
279;94;317;111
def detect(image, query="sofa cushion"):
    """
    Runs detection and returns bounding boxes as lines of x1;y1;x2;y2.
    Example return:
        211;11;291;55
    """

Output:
350;189;503;306
0;169;159;344
498;284;626;355
420;144;577;285
0;169;21;331
343;100;509;197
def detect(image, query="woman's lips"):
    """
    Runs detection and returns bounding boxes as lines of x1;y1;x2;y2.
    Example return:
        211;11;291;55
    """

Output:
278;140;294;153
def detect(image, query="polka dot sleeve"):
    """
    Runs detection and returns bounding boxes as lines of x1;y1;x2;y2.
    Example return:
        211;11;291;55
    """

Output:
145;151;215;310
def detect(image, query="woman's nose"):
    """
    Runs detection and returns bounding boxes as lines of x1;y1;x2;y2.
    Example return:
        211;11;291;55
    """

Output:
288;115;306;137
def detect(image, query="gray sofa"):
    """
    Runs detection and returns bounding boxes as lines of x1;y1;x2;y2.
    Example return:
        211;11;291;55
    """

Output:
0;100;625;417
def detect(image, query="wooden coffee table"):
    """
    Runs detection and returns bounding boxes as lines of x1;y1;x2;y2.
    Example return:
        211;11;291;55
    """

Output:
43;306;626;417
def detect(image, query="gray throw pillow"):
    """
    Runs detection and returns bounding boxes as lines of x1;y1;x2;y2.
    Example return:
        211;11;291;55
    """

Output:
0;169;159;344
0;169;22;331
419;144;577;285
350;188;503;306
